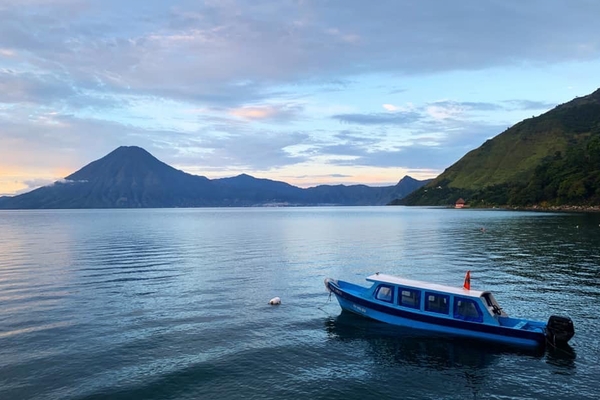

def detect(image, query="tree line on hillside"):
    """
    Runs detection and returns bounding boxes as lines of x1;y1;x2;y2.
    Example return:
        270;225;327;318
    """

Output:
398;133;600;207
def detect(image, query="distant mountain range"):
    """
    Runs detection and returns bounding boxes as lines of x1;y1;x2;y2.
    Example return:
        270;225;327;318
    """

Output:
0;146;430;209
397;87;600;207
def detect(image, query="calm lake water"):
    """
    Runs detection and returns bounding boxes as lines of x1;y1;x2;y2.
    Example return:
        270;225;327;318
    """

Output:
1;207;599;400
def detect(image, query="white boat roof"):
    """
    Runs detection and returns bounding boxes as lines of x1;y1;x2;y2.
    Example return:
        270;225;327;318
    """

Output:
366;273;487;298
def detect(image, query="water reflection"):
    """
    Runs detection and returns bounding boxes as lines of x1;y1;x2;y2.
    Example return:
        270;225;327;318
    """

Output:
325;311;577;375
545;343;577;370
325;312;541;369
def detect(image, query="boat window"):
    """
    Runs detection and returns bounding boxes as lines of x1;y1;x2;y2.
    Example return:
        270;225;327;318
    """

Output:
424;292;449;314
398;287;421;309
453;297;483;323
375;285;394;303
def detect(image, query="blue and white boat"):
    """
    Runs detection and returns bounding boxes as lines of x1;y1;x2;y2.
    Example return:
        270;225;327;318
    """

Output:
324;272;574;348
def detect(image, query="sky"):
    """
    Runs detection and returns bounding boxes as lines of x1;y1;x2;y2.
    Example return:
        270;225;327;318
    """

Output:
1;0;600;196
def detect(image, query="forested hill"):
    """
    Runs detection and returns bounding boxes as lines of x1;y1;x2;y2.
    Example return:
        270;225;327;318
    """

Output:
398;88;600;207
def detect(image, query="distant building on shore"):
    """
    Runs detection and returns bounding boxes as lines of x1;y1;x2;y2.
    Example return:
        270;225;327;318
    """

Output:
455;198;466;209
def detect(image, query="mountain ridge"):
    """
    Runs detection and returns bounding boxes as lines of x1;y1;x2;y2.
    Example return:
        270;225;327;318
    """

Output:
0;146;430;209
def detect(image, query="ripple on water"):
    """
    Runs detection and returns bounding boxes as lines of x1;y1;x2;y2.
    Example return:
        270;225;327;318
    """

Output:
0;208;599;400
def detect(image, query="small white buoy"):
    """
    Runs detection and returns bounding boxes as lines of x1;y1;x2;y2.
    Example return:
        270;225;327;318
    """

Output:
268;297;281;305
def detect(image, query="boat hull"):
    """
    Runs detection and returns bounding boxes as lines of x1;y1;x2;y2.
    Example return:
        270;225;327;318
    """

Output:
327;280;546;348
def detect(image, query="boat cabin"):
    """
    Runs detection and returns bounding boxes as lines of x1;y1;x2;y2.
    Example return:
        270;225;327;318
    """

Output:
366;273;507;325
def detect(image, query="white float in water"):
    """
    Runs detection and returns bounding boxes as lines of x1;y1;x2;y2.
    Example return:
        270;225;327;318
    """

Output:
268;297;281;305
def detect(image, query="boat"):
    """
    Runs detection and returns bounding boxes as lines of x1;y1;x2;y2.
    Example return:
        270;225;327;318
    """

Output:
324;271;574;348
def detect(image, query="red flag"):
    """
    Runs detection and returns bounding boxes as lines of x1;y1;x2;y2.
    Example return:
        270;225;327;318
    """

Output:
463;270;471;290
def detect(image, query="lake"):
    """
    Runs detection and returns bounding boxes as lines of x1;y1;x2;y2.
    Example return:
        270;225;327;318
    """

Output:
0;207;599;399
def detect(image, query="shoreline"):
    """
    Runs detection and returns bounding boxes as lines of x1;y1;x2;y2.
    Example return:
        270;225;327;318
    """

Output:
466;204;600;213
506;205;600;213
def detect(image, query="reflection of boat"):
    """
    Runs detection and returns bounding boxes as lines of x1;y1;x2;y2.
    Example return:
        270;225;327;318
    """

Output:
325;272;574;348
324;312;542;370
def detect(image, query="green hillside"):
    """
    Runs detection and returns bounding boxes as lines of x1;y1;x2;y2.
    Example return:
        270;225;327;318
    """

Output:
400;88;600;207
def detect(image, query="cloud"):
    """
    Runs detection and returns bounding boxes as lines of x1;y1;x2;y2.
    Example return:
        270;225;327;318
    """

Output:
426;103;464;121
333;129;383;145
332;111;422;125
54;178;87;185
203;132;310;170
0;68;128;111
329;148;449;169
325;27;361;45
293;173;352;179
430;101;502;112
332;100;504;126
0;70;75;104
18;178;56;193
504;99;558;111
0;107;311;182
0;107;184;170
424;100;505;120
228;103;303;122
315;116;506;169
0;48;15;57
0;0;598;109
387;88;407;95
229;107;278;120
10;177;90;195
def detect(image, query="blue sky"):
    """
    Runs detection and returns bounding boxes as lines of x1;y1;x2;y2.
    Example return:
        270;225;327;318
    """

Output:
1;0;599;195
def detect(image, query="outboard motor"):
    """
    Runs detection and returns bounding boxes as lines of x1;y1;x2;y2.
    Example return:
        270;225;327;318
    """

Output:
546;315;574;345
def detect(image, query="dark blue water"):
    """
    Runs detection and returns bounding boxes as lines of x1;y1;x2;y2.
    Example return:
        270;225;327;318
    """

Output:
0;207;598;399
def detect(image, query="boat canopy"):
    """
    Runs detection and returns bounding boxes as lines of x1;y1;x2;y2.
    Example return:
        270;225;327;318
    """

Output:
366;273;487;298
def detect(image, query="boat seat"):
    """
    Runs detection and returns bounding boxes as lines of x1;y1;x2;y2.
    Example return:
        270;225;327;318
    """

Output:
513;321;527;330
